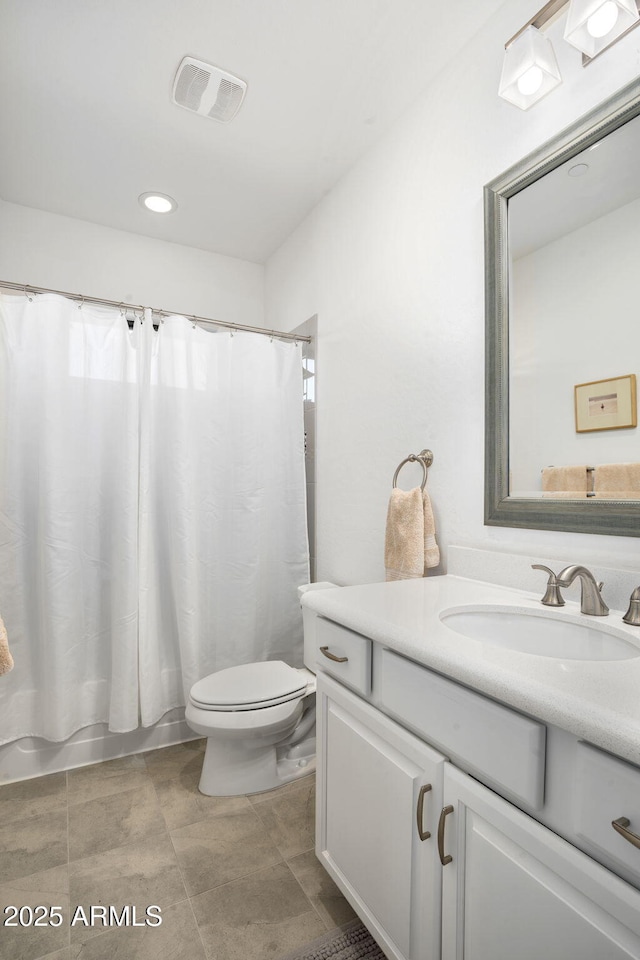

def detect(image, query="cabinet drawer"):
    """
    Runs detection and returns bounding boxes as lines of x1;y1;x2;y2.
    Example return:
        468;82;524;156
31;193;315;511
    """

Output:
378;648;546;809
315;619;372;696
574;742;640;885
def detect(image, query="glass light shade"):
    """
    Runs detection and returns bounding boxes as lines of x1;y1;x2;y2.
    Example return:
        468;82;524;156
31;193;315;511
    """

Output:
564;0;639;57
498;25;562;110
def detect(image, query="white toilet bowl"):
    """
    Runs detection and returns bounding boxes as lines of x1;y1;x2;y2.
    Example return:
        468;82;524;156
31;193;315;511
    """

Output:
185;582;336;796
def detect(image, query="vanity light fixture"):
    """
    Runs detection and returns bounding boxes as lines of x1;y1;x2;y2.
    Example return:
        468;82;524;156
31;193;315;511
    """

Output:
564;0;639;57
499;0;640;109
138;192;178;214
499;24;562;110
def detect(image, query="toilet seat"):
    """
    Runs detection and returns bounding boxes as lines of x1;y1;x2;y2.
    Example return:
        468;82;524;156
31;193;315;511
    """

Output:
190;660;309;712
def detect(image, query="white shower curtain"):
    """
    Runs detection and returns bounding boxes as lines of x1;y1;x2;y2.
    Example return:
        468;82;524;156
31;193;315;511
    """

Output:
138;314;309;726
0;294;140;743
0;295;308;745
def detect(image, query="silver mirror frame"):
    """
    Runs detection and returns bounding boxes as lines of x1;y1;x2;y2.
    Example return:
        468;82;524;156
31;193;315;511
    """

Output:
485;76;640;538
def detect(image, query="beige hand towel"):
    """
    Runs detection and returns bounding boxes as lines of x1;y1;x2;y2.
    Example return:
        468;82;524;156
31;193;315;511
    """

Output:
385;487;424;581
594;463;640;498
541;465;588;493
0;616;13;676
423;490;440;570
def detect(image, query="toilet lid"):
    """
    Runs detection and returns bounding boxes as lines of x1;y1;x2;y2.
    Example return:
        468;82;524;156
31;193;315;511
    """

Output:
190;660;308;711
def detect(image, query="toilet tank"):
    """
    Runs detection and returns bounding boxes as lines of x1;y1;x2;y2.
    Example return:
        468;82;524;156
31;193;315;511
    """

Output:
298;582;337;671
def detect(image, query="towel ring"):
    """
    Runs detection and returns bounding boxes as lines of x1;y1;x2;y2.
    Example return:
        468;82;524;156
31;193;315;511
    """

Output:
392;449;433;491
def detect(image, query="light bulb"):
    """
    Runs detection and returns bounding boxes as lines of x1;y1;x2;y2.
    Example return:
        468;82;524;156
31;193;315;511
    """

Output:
138;192;177;214
516;65;544;96
144;195;172;213
586;1;619;38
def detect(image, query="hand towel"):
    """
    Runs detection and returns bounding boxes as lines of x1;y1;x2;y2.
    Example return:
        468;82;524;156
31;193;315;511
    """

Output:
594;463;640;499
423;490;440;570
541;465;588;493
0;616;13;676
385;487;424;581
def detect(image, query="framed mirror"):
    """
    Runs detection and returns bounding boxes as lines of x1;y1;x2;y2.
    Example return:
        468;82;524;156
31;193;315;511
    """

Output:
485;76;640;537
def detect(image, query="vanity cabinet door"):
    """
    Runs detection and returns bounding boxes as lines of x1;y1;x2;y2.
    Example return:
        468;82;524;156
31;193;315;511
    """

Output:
441;764;640;960
316;671;445;960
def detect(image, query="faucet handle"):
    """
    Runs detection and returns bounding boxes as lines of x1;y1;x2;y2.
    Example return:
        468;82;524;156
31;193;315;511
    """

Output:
623;586;640;626
532;564;565;607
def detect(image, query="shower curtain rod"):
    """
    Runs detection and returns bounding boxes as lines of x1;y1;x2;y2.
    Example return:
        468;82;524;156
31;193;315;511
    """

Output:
0;280;311;344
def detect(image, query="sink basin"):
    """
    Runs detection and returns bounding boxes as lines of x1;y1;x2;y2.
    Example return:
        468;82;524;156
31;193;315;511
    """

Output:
440;606;640;661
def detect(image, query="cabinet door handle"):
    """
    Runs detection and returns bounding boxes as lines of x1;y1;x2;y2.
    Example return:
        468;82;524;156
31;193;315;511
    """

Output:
612;816;640;850
416;784;432;841
319;646;348;663
437;804;454;865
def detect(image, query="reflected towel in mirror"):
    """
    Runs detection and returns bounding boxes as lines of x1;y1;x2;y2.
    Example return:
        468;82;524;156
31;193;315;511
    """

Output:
541;465;588;497
594;462;640;499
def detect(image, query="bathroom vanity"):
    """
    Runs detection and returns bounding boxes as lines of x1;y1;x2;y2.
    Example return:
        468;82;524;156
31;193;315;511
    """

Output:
302;575;640;960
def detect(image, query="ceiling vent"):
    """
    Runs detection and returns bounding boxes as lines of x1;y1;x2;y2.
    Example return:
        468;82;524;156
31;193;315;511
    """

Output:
172;57;247;123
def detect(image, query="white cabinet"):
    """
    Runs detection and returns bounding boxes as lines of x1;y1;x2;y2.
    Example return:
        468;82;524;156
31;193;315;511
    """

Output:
441;764;640;960
315;639;640;960
316;672;445;960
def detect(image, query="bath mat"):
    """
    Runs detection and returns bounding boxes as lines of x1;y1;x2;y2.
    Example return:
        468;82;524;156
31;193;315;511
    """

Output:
280;919;386;960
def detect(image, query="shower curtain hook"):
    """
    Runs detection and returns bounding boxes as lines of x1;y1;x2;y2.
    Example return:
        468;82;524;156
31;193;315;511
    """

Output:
191;315;197;329
77;296;84;311
24;285;34;302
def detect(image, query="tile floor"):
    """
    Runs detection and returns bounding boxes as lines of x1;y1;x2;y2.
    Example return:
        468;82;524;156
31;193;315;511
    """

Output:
0;739;356;960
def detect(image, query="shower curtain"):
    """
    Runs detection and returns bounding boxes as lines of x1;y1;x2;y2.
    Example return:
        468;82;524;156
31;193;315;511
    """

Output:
0;294;309;745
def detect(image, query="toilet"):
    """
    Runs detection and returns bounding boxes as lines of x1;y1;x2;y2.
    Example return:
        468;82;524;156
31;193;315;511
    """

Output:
185;582;336;796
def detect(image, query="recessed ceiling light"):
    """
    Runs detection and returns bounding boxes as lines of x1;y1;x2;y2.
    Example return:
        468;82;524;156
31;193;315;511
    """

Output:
568;163;590;177
138;192;177;214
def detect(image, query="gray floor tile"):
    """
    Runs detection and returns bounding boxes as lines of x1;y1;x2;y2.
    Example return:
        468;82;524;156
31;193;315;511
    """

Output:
248;773;315;807
191;861;326;960
169;807;283;897
68;834;187;945
1;744;334;960
0;772;67;826
67;755;150;806
154;770;252;831
68;783;165;862
251;776;315;860
287;850;357;931
0;810;68;883
67;900;206;960
142;741;205;785
0;864;70;960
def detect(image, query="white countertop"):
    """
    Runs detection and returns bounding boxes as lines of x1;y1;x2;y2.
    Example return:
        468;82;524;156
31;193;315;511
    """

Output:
302;575;640;766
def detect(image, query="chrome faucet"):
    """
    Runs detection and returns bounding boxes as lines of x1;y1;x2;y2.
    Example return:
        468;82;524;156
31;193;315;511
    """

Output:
556;565;609;616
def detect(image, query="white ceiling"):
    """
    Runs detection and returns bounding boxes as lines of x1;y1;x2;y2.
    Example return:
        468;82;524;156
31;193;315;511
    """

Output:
509;113;640;260
0;0;504;264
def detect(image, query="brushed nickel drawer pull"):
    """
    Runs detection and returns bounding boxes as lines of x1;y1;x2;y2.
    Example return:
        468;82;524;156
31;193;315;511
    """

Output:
416;784;432;841
438;804;454;865
319;646;348;663
612;816;640;850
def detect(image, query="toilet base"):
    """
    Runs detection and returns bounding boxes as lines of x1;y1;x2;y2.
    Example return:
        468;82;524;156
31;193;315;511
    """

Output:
198;734;316;797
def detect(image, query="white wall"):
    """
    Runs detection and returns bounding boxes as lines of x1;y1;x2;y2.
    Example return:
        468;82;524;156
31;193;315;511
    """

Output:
511;196;640;493
0;199;264;326
265;0;640;586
